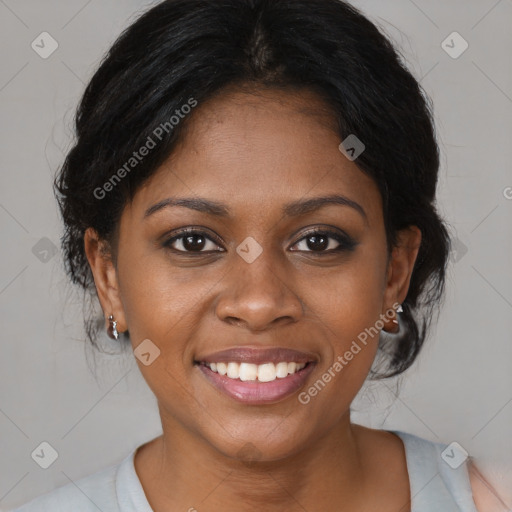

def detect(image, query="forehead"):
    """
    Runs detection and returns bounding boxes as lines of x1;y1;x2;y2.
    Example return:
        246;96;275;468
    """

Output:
127;87;382;225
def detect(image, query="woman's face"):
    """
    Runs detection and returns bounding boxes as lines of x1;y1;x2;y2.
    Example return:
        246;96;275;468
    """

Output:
87;87;420;461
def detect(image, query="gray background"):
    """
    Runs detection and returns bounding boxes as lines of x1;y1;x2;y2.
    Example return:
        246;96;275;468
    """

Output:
1;0;511;509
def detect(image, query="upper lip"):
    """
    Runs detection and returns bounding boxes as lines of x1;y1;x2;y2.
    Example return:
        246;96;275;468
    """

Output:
195;347;318;365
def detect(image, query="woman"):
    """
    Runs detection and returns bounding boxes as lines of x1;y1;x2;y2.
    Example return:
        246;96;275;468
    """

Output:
11;0;506;510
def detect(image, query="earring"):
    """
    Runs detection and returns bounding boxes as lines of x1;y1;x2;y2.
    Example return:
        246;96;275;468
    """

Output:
384;304;402;334
107;314;119;340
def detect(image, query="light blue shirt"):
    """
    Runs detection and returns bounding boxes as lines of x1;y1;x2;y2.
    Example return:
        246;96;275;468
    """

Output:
9;430;479;511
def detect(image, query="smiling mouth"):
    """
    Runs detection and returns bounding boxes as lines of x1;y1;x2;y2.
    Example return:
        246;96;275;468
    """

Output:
193;346;318;403
194;359;317;404
196;360;311;382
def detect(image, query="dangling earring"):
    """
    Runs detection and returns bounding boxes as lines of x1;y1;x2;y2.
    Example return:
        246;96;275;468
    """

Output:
107;314;119;340
384;304;402;334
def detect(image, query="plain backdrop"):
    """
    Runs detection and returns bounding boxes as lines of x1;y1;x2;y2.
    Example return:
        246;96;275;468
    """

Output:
1;0;511;509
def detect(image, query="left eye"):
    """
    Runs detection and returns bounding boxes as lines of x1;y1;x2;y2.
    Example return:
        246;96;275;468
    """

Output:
291;231;347;252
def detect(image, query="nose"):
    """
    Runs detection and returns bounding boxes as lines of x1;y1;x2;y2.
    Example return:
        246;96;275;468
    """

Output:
214;251;304;332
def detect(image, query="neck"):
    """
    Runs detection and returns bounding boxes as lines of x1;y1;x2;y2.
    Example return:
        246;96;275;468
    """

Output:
135;411;369;512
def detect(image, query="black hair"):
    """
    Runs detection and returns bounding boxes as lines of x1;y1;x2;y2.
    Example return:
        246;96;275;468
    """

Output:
55;0;451;379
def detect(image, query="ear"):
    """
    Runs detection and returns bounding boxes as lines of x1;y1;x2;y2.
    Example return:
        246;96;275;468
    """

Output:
83;227;127;334
382;225;422;312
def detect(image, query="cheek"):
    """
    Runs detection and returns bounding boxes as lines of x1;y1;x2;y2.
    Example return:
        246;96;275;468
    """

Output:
301;240;388;395
117;249;210;338
309;242;388;341
296;267;384;424
115;252;211;417
115;262;201;402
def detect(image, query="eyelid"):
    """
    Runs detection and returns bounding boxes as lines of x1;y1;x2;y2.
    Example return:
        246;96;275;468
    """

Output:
163;227;225;252
289;227;356;252
163;225;356;254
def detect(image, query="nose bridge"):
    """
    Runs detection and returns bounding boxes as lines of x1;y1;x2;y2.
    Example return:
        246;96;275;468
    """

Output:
214;238;304;330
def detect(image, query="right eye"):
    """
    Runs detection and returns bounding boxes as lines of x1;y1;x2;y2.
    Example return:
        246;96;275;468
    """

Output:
163;228;225;253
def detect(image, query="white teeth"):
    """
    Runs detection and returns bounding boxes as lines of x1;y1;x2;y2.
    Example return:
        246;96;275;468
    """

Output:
276;362;289;378
204;361;307;382
258;363;276;382
217;362;227;376
239;362;258;381
227;362;239;379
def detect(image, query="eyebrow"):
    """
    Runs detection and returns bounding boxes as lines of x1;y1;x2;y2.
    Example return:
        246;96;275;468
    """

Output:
144;194;368;223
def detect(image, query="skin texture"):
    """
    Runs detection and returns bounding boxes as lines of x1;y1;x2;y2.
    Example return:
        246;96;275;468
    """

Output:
84;87;423;511
469;461;511;512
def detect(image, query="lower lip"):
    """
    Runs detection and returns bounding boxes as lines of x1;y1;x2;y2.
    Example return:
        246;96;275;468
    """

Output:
197;363;316;404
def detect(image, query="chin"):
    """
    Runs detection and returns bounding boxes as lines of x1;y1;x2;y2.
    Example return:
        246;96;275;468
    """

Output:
205;422;314;465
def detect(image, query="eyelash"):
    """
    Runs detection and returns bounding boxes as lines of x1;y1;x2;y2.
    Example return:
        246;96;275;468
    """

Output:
163;227;357;255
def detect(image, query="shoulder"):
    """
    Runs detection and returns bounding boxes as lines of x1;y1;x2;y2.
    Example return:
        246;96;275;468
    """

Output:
391;429;508;512
468;459;510;512
8;459;120;512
